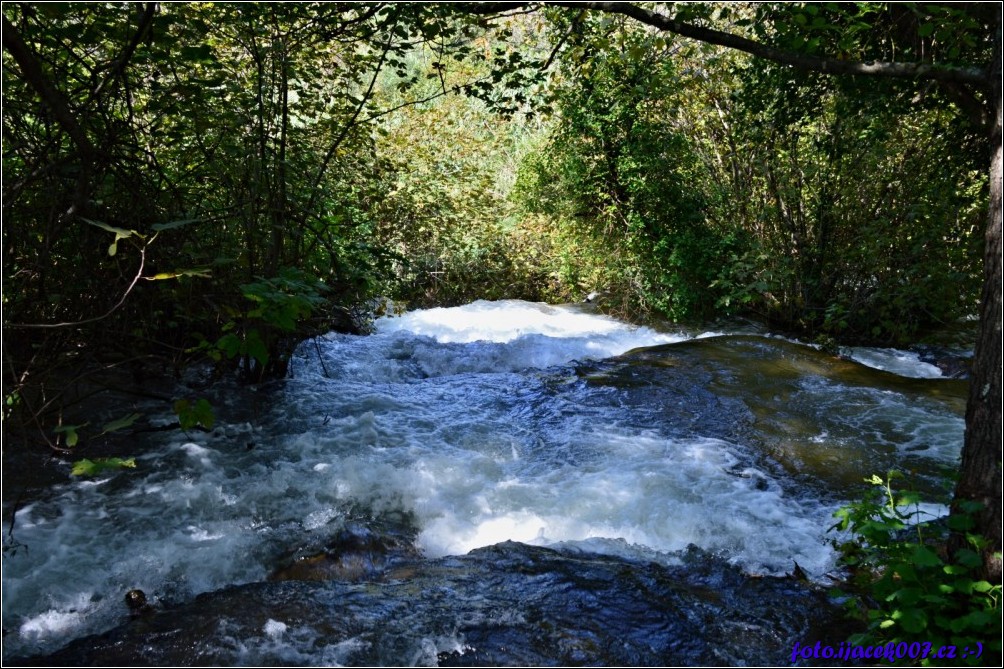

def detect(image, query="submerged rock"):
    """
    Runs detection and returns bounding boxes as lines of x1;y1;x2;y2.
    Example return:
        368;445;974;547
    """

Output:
12;542;854;667
269;522;419;583
913;345;972;379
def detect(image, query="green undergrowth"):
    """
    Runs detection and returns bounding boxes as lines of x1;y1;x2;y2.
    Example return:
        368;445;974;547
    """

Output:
830;471;1001;665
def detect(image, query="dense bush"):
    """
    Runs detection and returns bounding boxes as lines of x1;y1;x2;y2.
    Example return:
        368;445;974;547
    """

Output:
700;63;985;344
2;3;522;452
512;15;739;322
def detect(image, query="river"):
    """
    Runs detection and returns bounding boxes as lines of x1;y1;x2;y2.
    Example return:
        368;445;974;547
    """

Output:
1;300;967;665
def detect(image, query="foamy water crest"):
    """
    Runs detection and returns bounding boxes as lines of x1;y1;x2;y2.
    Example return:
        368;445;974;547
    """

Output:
843;347;945;379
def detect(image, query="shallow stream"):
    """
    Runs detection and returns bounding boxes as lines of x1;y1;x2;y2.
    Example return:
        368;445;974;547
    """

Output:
2;300;967;665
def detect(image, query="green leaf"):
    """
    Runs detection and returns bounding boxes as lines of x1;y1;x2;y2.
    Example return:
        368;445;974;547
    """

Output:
958;499;985;514
54;424;85;447
174;398;214;430
971;580;996;593
893;562;918;582
216;333;242;359
82;218;140;241
83;218;143;256
151;218;202;231
894;607;928;633
71;457;136;477
101;413;141;434
951;610;996;632
888;586;922;606
952;577;975;595
955;548;983;569
145;269;212;281
946;512;975;531
911;545;943;567
244;329;270;367
192;398;215;430
173;399;192;427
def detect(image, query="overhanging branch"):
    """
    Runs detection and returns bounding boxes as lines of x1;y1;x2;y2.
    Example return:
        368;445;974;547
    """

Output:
457;2;990;86
2;14;94;155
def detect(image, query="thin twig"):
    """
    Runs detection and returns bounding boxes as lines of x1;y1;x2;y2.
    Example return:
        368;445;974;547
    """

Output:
9;241;150;329
313;337;331;378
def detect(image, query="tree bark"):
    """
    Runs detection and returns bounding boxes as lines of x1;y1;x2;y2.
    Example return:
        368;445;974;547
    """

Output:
951;21;1002;582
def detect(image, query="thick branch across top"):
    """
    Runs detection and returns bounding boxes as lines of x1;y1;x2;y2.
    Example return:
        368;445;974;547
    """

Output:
461;2;990;86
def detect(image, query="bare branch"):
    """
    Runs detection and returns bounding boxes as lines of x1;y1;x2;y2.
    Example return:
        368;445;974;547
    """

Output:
10;243;150;330
2;14;94;155
457;2;990;86
89;2;157;103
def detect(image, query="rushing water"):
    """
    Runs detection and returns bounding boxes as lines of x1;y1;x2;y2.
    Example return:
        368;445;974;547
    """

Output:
1;300;966;664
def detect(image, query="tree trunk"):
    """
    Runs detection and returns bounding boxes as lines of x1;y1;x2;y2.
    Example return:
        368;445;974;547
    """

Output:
950;26;1002;582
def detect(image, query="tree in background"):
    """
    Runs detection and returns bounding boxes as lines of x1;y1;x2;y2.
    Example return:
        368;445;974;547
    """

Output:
2;3;404;375
701;43;984;343
369;17;559;307
514;9;737;321
2;3;537;402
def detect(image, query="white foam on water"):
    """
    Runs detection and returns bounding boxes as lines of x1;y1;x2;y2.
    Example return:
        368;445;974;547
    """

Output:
221;621;371;666
373;299;688;370
843;347;944;378
376;299;630;343
263;619;288;638
17;592;95;646
796;377;965;464
408;432;837;575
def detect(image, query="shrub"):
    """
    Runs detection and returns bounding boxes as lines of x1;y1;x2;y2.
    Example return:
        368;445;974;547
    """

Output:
831;471;1001;665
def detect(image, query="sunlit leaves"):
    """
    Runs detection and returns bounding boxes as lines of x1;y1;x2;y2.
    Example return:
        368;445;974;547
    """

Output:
82;218;144;257
750;2;993;66
144;268;212;281
831;472;1001;662
684;15;986;343
510;11;731;320
71;457;136;477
